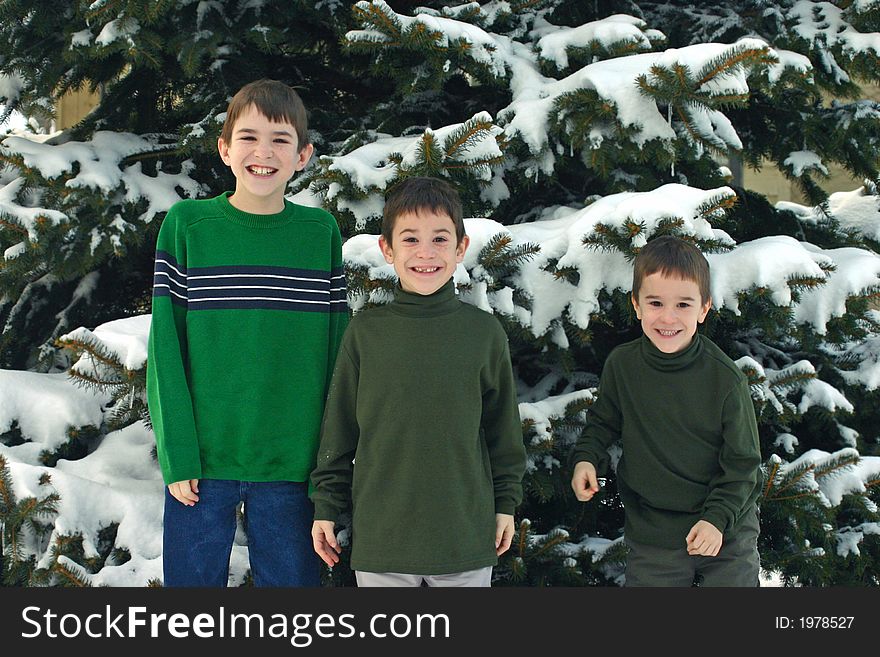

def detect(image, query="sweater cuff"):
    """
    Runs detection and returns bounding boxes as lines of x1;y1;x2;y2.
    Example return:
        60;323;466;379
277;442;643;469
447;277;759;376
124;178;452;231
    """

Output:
700;508;731;535
570;446;606;476
494;497;518;516
312;503;341;523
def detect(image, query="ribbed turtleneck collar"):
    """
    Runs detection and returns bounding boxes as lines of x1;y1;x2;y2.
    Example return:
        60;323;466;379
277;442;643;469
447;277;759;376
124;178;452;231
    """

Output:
216;192;296;228
388;278;461;317
639;332;703;371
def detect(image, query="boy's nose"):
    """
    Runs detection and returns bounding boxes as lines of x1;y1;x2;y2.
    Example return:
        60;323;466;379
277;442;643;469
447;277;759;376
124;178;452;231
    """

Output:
660;306;677;321
254;141;273;158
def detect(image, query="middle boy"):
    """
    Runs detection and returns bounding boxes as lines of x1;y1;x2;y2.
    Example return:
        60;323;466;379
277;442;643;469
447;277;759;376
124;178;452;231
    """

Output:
310;176;526;587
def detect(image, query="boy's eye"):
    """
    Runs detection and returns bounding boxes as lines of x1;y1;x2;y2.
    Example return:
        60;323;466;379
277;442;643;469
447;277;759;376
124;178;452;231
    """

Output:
677;302;691;308
649;301;662;307
433;236;448;243
402;237;418;243
274;138;291;144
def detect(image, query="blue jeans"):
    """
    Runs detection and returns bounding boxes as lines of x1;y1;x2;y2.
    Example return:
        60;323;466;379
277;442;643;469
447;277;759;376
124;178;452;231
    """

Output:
162;479;320;587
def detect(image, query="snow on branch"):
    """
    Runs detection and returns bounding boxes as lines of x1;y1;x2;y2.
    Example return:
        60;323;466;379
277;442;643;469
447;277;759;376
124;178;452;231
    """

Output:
0;132;201;224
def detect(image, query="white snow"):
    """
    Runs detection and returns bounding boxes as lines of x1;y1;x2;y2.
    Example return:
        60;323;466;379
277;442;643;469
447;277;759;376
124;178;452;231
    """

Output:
779;185;880;242
533;14;657;70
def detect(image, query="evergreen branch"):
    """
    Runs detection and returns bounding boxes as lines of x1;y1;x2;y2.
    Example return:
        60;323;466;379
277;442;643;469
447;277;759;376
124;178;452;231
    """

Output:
510;0;543;11
696;45;774;87
0;456;16;515
66;368;128;389
786;275;827;292
515;519;530;557
813;456;859;480
770;464;816;497
352;2;402;41
527;531;569;560
767;492;819;502
702;92;750;107
767;367;816;392
51;557;92;587
0;216;30;238
695;193;737;222
55;337;122;371
444;120;495;159
443;155;505;170
763;461;780;498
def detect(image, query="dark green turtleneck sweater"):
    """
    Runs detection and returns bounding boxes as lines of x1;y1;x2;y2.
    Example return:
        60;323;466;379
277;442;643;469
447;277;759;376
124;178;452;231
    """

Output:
572;333;762;549
310;279;526;575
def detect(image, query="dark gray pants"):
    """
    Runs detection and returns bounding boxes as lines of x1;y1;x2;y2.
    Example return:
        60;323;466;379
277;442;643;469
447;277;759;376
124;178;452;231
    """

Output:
624;506;760;587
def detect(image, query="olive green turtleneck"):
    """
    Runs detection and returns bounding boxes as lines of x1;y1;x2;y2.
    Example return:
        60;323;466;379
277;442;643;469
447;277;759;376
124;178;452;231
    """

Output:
310;279;526;575
572;333;762;549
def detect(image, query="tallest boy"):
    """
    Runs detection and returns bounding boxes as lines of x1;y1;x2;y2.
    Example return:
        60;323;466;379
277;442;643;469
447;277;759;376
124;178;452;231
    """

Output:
147;79;348;587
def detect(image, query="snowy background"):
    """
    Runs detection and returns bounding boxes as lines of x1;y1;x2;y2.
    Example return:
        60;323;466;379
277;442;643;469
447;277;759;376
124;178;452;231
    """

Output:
2;1;880;586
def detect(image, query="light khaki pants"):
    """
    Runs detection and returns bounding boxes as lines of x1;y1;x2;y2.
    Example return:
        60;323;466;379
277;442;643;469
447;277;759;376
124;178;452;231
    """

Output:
355;566;493;587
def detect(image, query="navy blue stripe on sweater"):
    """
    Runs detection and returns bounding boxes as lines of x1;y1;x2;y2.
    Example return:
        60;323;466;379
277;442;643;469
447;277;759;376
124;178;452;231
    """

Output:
153;250;188;308
152;251;348;312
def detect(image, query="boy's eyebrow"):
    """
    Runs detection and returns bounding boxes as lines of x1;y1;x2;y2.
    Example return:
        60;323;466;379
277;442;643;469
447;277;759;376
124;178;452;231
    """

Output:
234;127;295;137
645;294;697;301
398;227;453;234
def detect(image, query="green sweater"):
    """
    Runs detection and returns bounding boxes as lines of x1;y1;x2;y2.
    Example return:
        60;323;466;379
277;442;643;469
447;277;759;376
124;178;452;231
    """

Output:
310;279;526;575
147;193;348;485
572;333;762;549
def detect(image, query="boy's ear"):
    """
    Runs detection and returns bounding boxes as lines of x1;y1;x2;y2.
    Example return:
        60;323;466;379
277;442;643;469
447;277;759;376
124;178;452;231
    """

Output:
294;143;314;171
378;235;394;264
698;296;712;323
631;293;641;320
217;137;231;166
455;235;470;262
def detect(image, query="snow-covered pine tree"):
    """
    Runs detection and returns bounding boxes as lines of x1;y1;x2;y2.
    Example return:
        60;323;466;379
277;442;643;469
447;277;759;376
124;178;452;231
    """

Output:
1;1;878;586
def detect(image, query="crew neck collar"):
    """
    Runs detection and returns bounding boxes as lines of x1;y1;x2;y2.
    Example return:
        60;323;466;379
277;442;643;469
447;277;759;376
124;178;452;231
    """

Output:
216;192;295;228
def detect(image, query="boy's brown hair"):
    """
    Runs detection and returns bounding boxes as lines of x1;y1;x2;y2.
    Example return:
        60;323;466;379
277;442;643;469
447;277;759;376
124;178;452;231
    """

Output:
219;79;310;150
632;235;711;304
382;176;466;245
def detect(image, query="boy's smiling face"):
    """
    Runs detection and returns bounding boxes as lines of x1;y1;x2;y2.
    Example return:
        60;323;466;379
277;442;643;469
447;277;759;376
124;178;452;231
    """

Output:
632;272;711;354
217;104;313;214
379;209;469;296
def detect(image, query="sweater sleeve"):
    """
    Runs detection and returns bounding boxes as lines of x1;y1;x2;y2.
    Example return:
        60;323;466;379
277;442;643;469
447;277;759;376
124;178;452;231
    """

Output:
481;335;527;515
326;217;350;396
146;206;202;485
700;376;761;533
570;356;622;476
310;339;360;522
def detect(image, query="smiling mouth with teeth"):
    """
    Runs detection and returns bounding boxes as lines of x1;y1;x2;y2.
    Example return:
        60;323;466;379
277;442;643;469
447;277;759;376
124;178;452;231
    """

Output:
412;267;440;273
657;329;681;336
248;165;276;176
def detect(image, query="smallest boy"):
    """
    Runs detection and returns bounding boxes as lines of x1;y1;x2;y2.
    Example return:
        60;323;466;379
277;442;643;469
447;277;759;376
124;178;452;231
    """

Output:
310;176;526;586
571;235;762;586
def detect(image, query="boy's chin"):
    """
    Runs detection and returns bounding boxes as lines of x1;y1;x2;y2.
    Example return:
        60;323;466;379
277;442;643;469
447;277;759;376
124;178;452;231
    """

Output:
647;331;695;354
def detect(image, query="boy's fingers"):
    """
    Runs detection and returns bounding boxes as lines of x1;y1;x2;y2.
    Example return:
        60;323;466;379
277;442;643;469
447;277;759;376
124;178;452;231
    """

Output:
169;482;198;506
496;527;513;555
585;469;599;492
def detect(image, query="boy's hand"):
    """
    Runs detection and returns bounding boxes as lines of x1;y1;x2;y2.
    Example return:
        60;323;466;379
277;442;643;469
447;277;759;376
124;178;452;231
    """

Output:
495;513;515;556
312;520;341;567
168;479;200;506
571;461;600;501
686;520;723;556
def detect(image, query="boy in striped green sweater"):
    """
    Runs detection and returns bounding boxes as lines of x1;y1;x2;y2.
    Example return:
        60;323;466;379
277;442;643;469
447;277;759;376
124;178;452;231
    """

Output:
147;79;348;587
